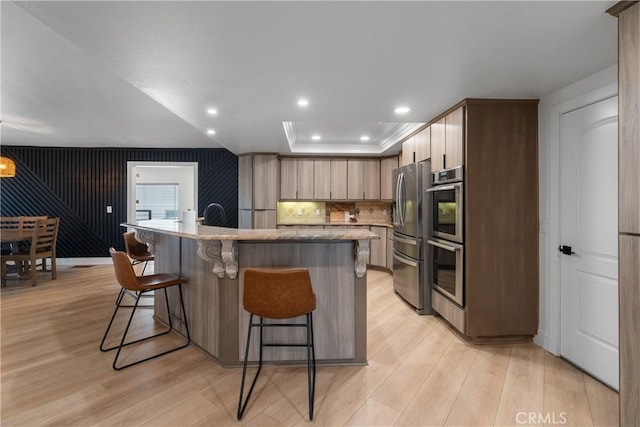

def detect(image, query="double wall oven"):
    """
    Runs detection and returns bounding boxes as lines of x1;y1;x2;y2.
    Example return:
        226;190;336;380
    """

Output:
426;166;464;307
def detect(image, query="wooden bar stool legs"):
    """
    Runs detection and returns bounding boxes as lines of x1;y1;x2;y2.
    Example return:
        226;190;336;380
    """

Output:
237;268;317;421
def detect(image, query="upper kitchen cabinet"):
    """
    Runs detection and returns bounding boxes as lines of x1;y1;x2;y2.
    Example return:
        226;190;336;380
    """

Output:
380;156;399;200
414;125;431;163
347;159;380;200
314;159;331;199
617;2;640;235
279;158;297;199
330;159;348;199
253;154;279;209
400;136;415;166
430;106;464;172
363;159;381;200
280;158;314;200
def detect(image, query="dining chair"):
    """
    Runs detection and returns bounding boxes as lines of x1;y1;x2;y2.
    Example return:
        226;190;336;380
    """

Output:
3;218;59;286
0;217;22;255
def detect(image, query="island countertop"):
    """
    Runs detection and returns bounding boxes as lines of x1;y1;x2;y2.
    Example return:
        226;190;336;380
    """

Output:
122;220;379;241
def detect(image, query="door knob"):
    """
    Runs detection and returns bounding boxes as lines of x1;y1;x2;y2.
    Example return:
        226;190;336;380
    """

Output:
558;245;576;255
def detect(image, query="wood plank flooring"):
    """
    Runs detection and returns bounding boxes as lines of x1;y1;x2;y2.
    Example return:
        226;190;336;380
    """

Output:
1;265;619;426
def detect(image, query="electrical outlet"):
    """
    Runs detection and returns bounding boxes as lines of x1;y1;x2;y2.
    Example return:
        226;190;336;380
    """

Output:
315;209;320;216
106;205;113;214
297;208;302;216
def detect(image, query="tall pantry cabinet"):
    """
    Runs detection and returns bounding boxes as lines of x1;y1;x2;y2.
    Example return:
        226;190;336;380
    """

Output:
238;153;279;229
608;2;640;425
429;99;540;341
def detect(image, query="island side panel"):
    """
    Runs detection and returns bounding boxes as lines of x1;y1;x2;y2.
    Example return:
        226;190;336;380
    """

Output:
153;233;230;361
238;240;367;364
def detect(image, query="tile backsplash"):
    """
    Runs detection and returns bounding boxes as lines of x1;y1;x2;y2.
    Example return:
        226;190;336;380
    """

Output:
278;201;391;224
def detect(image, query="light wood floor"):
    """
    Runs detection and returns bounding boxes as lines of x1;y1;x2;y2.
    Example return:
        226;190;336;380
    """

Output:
1;265;619;426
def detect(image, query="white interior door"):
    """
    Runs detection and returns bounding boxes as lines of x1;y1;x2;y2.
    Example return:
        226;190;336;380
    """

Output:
559;95;618;390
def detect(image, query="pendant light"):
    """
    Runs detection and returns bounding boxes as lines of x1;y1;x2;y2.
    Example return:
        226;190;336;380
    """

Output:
0;156;16;178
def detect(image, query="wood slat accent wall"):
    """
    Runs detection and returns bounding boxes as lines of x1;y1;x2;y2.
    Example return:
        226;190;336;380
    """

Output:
0;146;238;257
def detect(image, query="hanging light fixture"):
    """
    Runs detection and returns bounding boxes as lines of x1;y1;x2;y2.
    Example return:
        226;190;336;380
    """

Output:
0;156;16;178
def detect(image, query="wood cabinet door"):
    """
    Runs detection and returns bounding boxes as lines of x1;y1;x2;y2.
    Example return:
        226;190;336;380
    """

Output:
253;210;277;229
386;233;393;270
330;159;348;199
280;158;297;200
414;126;431;163
347;159;365;199
619;4;640;234
369;226;387;267
253;154;278;209
401;136;415;166
363;159;380;200
431;118;446;172
380;157;399;200
297;159;315;199
238;209;252;229
238;155;253;209
314;159;331;199
445;106;465;169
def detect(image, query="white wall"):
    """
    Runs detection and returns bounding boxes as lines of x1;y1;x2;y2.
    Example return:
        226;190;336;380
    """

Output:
536;64;618;353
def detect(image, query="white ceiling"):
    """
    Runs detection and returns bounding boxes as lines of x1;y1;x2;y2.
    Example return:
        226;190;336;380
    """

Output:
1;1;618;156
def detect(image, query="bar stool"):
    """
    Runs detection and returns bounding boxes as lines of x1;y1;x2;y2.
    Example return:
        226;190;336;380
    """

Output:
100;248;190;370
123;232;154;275
237;268;317;421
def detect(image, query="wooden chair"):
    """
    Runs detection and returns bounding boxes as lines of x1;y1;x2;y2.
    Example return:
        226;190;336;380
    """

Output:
0;217;22;255
2;218;59;286
100;248;190;370
238;268;317;421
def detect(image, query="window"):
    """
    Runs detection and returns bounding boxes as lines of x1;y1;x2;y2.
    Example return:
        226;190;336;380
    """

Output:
136;184;179;220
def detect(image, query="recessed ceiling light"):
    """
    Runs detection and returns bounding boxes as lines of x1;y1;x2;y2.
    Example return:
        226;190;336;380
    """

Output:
206;129;216;135
207;108;218;115
311;134;321;141
394;106;410;114
360;135;370;141
298;98;309;107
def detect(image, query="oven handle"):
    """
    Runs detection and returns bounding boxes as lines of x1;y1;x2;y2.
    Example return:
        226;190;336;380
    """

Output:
425;183;460;192
393;251;418;268
427;239;463;251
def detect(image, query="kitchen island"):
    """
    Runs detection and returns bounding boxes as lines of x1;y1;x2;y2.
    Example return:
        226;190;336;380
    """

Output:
121;221;379;366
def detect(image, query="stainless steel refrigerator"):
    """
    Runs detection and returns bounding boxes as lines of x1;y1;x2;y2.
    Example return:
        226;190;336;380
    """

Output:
392;161;432;314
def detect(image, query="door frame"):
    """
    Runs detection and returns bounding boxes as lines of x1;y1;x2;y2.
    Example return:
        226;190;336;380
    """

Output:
537;66;617;355
126;161;199;224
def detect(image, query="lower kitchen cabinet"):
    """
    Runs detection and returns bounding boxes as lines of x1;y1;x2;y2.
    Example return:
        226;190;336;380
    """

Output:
386;231;393;270
369;226;387;267
253;210;277;229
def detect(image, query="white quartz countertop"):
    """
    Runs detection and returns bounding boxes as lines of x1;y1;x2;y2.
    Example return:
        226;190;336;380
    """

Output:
122;221;379;241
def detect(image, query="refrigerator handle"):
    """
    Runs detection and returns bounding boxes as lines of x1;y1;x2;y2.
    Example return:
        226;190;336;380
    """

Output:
393;173;401;227
399;173;406;226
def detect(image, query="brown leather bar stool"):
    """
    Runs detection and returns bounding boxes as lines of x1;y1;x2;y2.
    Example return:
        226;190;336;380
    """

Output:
100;248;190;370
123;232;154;275
238;268;317;421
